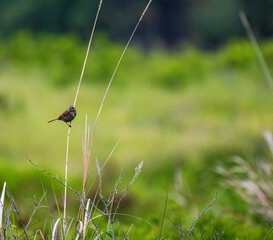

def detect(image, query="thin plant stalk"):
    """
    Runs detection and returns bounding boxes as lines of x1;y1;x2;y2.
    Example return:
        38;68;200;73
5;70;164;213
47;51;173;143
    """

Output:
82;115;89;200
73;0;103;108
87;140;120;195
264;226;273;240
82;199;90;239
183;194;217;239
63;0;103;233
158;190;168;240
80;2;153;230
63;127;71;233
88;0;153;167
52;218;61;240
34;230;45;240
79;1;153;236
0;182;6;233
64;0;152;236
239;11;273;92
75;220;83;240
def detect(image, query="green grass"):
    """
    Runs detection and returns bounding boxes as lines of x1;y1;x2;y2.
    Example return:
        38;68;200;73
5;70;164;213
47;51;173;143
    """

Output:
1;33;273;238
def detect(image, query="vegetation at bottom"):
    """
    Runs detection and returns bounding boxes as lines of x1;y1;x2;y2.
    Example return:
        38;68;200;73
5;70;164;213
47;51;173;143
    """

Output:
1;32;273;238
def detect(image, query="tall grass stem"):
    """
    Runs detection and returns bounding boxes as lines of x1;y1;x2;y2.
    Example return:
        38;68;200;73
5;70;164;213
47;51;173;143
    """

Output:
88;0;153;163
73;0;103;108
63;127;71;233
64;0;103;234
264;226;273;240
158;189;168;240
239;11;273;92
0;182;6;233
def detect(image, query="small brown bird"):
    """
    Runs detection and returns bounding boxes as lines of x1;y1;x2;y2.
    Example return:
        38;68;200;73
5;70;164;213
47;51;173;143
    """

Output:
48;106;77;128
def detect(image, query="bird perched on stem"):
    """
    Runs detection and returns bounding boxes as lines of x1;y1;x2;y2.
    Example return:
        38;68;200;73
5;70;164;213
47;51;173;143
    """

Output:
48;106;76;128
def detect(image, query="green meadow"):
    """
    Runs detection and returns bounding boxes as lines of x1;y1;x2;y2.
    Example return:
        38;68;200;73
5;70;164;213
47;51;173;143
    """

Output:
1;32;273;238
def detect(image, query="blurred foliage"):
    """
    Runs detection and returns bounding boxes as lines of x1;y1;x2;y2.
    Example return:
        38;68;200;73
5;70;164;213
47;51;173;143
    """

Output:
147;48;210;88
217;39;256;69
0;0;273;48
1;33;273;238
2;32;273;89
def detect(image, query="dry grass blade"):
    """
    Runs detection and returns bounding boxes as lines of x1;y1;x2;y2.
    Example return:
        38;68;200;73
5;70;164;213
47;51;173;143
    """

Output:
0;182;6;233
83;199;90;239
52;218;61;240
65;218;75;239
81;1;153;234
217;130;273;221
34;229;45;240
83;115;90;200
73;0;103;108
88;0;153;165
218;155;273;220
75;220;83;240
63;127;71;233
239;11;273;92
263;131;273;155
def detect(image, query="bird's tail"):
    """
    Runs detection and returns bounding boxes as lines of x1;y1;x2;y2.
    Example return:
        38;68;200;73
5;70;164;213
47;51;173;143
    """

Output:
48;118;58;123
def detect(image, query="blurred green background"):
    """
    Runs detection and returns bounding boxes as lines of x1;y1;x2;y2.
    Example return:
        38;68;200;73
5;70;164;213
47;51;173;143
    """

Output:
1;0;273;239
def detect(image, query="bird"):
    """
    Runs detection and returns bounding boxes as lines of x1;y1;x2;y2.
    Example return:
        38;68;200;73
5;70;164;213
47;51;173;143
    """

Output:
48;106;76;128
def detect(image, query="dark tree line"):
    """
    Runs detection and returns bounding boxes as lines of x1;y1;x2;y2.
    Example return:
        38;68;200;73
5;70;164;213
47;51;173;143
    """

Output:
0;0;272;49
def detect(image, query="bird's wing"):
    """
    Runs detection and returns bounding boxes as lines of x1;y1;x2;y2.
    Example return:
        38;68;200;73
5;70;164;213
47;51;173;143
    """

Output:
59;109;70;119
